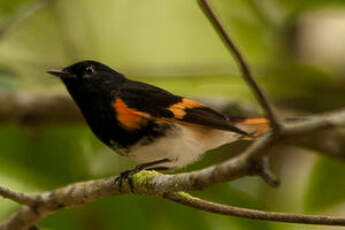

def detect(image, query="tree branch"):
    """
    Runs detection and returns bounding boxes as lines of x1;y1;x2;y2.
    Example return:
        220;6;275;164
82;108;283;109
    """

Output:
164;192;345;226
0;92;83;125
0;187;37;207
1;108;345;229
288;129;345;161
197;0;281;131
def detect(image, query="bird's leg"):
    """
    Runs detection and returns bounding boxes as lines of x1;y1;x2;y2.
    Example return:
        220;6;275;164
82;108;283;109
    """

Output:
115;158;170;192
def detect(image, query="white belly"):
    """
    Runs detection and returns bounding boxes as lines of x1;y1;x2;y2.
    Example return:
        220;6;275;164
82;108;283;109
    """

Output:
125;123;241;169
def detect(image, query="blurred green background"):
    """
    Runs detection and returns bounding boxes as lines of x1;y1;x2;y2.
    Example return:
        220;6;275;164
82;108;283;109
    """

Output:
1;0;345;229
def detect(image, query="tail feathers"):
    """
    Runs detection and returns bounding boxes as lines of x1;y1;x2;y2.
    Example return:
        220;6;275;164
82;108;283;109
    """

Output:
233;117;270;140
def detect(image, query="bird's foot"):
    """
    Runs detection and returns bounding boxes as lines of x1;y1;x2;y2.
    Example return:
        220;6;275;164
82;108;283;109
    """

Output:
115;165;145;193
114;158;171;193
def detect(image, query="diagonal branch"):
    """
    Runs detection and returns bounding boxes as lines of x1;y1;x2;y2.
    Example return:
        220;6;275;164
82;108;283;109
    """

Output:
197;0;281;131
164;192;345;226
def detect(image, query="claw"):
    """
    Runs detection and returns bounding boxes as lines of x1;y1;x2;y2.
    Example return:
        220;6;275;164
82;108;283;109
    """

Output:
114;167;142;193
115;159;171;193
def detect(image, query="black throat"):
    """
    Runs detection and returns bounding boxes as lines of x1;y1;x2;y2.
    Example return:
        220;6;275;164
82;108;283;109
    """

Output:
63;78;123;146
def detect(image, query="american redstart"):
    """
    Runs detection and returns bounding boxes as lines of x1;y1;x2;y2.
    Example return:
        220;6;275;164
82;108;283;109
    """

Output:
48;60;269;190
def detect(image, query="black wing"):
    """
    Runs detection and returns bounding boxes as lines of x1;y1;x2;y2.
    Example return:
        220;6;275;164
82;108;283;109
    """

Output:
114;80;248;135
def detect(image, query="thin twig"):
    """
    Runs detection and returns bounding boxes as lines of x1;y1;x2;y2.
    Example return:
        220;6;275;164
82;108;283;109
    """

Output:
165;192;345;226
197;0;281;131
252;156;281;187
0;186;37;207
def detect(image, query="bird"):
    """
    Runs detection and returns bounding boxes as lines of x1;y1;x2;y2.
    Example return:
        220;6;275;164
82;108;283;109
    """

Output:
48;60;269;190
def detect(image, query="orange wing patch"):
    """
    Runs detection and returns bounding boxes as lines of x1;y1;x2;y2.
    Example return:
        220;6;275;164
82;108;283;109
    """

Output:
239;117;270;140
113;98;150;131
168;98;202;119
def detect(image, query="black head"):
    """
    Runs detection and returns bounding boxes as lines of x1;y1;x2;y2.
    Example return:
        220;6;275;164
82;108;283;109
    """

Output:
48;60;125;83
48;60;126;99
48;61;129;145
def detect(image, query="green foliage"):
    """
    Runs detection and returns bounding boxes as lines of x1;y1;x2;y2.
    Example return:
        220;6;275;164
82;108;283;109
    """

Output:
305;157;345;211
0;0;35;16
0;66;15;89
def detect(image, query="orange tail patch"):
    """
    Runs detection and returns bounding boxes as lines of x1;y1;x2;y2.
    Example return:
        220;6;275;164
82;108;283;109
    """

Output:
237;117;270;140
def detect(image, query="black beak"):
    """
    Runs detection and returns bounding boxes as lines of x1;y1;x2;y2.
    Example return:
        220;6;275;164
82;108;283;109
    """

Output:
47;69;74;78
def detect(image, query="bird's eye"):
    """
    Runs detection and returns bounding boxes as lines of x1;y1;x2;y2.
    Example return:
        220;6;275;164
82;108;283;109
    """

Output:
85;65;95;74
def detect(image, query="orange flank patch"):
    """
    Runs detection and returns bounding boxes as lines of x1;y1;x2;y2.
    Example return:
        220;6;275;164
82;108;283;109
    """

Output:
168;98;202;119
113;98;150;130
